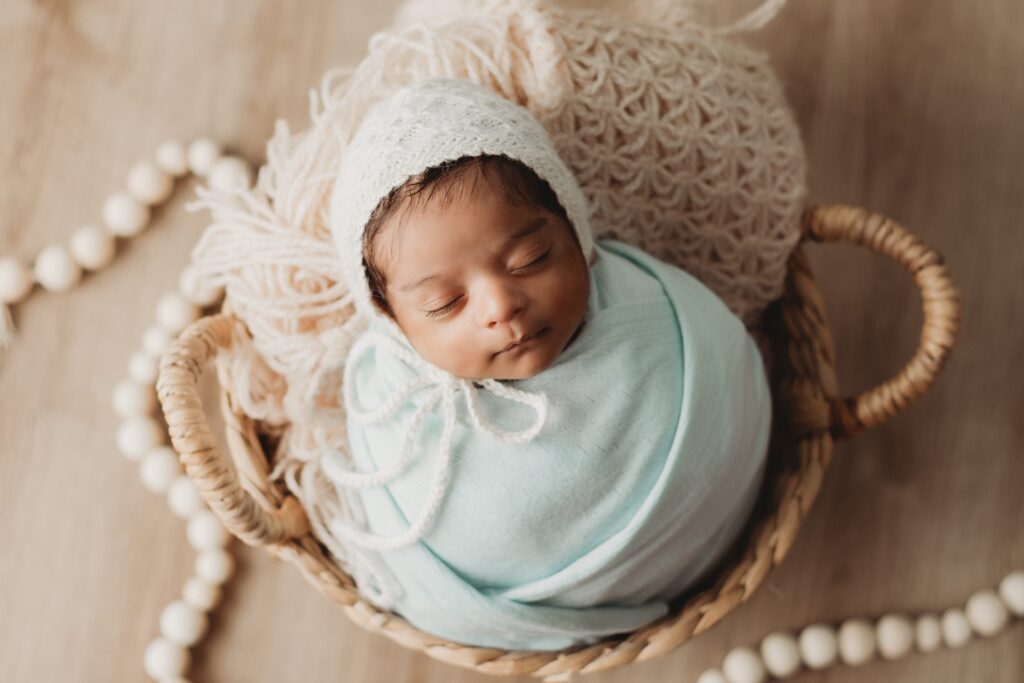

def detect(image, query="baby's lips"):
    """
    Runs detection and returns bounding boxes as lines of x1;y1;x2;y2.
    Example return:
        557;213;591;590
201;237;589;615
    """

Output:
498;326;549;354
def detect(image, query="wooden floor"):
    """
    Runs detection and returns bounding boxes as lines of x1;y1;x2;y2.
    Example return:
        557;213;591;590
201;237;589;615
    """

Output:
1;1;1021;681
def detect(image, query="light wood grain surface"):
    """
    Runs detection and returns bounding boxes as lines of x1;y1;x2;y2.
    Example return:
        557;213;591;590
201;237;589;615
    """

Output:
1;1;1021;681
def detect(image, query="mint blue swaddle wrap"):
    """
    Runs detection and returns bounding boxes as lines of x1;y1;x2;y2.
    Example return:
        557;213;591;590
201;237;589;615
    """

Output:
324;79;771;650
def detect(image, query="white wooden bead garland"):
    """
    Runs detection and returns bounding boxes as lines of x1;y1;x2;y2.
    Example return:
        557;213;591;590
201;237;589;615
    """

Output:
113;145;241;680
0;136;246;681
104;138;242;681
695;573;1024;681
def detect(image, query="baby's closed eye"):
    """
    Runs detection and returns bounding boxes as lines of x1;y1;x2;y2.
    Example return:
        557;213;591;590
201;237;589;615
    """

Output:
424;296;463;318
510;246;551;272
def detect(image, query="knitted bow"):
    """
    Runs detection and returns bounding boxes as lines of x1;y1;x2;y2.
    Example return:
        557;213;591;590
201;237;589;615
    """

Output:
322;328;549;552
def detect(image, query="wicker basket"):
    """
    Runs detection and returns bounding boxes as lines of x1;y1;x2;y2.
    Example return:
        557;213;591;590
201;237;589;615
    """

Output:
156;203;959;678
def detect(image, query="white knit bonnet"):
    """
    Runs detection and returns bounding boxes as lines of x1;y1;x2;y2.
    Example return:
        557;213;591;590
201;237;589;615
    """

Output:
329;77;596;342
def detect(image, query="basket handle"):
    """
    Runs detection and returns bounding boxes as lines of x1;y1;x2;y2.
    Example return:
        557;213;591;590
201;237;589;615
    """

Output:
802;204;960;439
157;313;310;546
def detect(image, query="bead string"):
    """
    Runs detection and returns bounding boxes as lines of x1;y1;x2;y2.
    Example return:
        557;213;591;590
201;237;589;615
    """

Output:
1;140;1020;682
110;140;253;682
689;572;1024;682
1;136;251;682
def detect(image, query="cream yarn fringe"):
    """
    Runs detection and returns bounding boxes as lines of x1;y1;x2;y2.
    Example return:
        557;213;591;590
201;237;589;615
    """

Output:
185;0;805;585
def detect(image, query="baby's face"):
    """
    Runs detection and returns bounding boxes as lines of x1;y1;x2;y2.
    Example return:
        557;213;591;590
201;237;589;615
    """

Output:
375;177;590;380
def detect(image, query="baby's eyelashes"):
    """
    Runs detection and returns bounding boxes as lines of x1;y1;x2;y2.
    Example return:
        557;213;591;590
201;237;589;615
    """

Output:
415;245;553;320
424;295;463;319
509;248;552;273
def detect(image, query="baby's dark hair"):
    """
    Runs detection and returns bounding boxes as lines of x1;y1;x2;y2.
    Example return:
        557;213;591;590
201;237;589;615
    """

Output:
362;154;573;317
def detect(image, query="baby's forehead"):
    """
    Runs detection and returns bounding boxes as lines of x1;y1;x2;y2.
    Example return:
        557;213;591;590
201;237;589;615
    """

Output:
383;178;557;253
389;193;555;262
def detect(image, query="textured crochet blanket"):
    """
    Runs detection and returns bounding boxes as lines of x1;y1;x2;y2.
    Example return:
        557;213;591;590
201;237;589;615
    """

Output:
323;239;770;649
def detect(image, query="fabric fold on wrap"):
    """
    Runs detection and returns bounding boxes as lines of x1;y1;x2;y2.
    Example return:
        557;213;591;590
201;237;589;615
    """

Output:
324;239;771;650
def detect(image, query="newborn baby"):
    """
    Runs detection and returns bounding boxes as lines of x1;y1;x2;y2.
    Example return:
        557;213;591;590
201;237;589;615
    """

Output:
326;78;771;650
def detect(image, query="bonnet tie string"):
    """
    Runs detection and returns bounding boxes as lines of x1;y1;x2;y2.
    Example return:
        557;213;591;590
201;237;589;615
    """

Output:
323;328;548;552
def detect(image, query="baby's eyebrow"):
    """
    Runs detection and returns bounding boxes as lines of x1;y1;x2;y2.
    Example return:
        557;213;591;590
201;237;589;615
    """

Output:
398;272;444;293
505;216;548;245
396;216;548;293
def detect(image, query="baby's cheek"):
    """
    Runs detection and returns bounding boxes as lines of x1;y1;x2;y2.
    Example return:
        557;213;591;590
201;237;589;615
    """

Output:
437;326;486;377
549;281;585;325
403;321;450;369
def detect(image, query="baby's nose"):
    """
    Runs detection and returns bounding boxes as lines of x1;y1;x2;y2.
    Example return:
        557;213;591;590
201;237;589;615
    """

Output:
475;281;526;327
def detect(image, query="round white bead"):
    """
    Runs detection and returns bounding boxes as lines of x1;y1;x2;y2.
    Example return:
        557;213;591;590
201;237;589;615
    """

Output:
941;608;973;648
155;140;189;177
167;476;205;519
207;156;252;192
102;192;150;237
187;138;222;177
68;224;116;271
156;292;199;335
721;647;765;683
696;670;727;683
758;632;800;678
127;160;174;205
915;614;942;652
128;350;160;385
998;571;1024;616
876;614;914;660
195;548;235;585
142;324;174;357
116;417;164;460
139;446;181;494
143;637;190;679
183;577;221;612
965;590;1009;637
0;256;33;304
837;618;876;665
187;510;230;551
112;378;156;418
160;599;208;647
34;244;82;292
797;624;838;670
